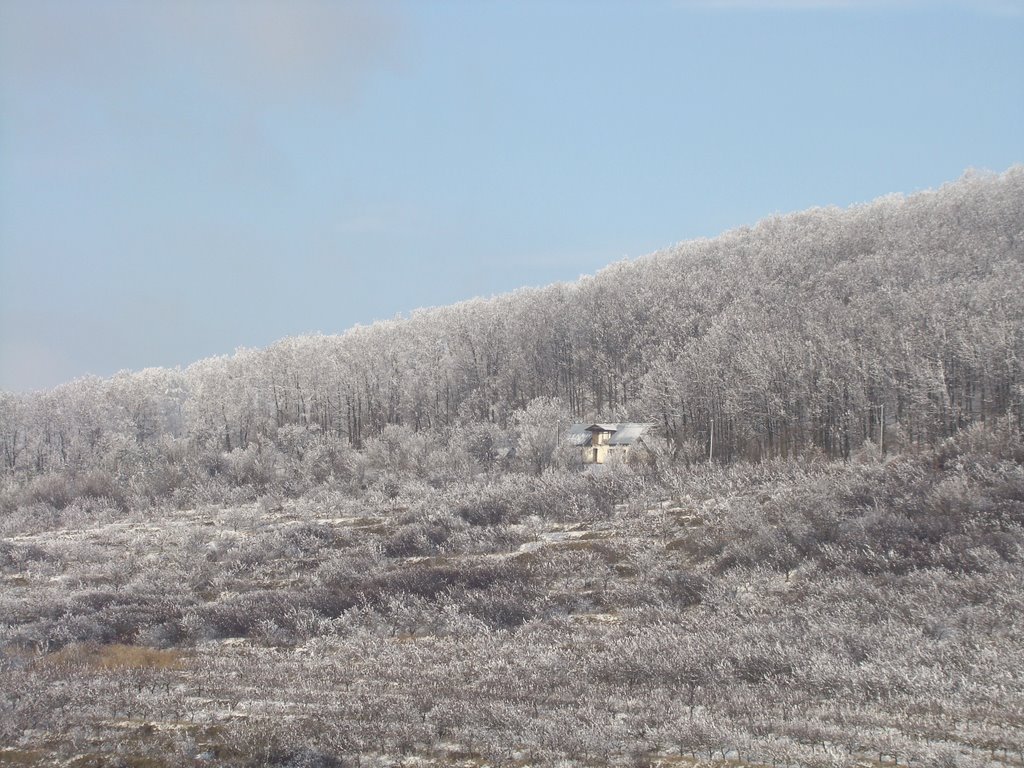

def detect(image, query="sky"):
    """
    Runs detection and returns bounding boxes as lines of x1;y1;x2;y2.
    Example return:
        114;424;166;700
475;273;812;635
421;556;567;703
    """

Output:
1;0;1022;392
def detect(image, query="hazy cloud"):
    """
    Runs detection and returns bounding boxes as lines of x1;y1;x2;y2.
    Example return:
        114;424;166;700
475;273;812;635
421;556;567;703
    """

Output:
674;0;1024;13
678;0;880;7
159;0;405;102
0;0;405;104
0;336;72;393
0;0;407;224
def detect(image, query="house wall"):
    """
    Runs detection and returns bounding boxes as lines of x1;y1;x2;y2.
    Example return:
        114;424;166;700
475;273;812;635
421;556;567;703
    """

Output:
584;444;611;464
584;429;615;464
578;425;653;465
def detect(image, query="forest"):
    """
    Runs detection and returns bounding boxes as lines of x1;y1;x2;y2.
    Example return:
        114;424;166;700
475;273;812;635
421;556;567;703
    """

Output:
1;167;1022;766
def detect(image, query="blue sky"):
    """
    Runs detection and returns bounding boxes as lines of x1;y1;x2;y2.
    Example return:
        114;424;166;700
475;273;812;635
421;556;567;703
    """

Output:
1;0;1022;391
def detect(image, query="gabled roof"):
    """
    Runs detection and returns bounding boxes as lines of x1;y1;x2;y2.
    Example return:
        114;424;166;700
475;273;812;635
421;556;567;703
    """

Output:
565;424;595;447
607;423;655;446
565;422;657;447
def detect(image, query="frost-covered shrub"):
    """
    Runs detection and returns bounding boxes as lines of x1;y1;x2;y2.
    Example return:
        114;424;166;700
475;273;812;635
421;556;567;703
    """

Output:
219;444;280;491
196;589;303;640
21;473;75;510
272;746;342;768
92;593;184;645
462;582;538;629
73;469;128;510
298;433;359;486
0;539;52;570
0;502;60;536
935;419;1024;468
362;425;437;479
658;570;710;608
382;520;449;557
443;421;508;476
225;532;282;571
444;523;530;556
278;521;340;558
59;497;126;531
0;482;17;516
455;498;515;527
135;620;186;648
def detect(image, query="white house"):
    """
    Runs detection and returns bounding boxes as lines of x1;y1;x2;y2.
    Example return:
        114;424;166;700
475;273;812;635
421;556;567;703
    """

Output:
565;423;658;465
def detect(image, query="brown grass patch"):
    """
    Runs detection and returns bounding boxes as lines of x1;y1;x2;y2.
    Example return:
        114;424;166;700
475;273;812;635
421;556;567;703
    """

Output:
0;749;49;766
40;643;187;671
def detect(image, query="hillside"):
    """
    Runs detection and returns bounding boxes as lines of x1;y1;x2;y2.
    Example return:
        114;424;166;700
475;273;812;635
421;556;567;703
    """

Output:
2;167;1022;495
1;168;1023;766
2;430;1022;766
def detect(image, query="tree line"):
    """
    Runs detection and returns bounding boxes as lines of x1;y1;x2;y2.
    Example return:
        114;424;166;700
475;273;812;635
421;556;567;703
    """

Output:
2;167;1021;489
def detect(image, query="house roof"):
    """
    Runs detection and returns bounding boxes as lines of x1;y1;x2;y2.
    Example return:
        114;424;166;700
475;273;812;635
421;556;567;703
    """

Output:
565;424;595;447
566;422;657;447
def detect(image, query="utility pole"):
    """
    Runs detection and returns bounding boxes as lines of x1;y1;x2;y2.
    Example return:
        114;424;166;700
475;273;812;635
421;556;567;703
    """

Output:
709;418;715;462
880;403;885;455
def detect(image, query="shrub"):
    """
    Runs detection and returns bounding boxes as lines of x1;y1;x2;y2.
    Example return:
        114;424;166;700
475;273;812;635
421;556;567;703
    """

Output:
22;473;74;510
659;571;710;607
456;499;514;527
463;583;537;629
74;469;128;510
